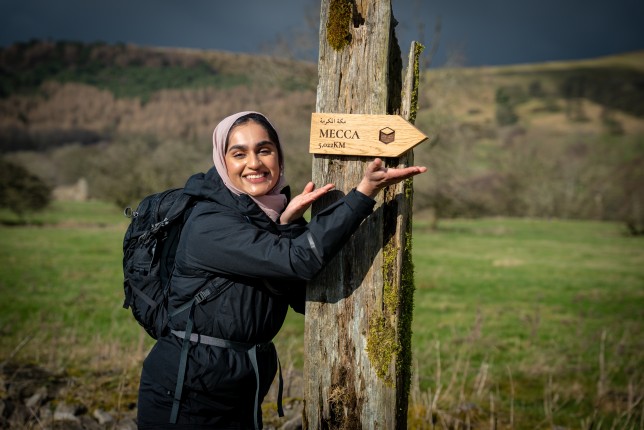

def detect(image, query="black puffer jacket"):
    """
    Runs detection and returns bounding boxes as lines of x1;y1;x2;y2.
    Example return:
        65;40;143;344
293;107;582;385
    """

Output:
142;166;375;423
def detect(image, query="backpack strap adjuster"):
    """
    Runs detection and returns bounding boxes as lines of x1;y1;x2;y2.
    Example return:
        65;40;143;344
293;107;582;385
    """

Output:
194;287;212;304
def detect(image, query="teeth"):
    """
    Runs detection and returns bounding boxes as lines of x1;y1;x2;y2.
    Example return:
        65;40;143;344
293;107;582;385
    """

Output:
246;174;265;179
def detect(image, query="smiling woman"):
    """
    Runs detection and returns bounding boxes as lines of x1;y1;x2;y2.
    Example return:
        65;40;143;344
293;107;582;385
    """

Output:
135;111;426;429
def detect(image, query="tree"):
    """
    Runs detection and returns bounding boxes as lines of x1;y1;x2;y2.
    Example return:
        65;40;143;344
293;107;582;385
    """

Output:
0;158;51;218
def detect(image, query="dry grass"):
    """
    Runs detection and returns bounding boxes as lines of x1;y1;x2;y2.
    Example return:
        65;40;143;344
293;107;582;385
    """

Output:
404;326;644;429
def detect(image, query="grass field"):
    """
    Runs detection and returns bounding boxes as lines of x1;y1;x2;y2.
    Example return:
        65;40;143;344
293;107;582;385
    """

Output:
1;201;642;429
408;216;643;428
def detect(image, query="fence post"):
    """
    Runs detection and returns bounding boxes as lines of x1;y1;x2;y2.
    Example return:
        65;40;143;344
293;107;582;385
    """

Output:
303;0;424;428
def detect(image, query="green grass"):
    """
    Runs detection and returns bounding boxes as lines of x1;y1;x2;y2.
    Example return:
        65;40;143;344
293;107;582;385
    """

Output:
0;201;145;411
1;202;642;428
409;217;643;428
0;201;142;355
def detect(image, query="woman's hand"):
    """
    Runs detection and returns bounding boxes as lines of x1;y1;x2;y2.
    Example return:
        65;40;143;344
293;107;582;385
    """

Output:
280;182;335;224
356;158;427;199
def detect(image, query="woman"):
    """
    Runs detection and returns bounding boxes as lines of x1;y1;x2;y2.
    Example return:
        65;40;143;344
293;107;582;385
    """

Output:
137;111;426;429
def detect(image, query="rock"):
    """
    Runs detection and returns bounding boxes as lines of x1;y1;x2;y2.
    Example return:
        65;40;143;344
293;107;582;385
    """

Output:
53;177;89;202
80;415;103;430
93;408;114;425
53;402;80;422
39;404;53;420
25;386;48;409
80;414;105;430
115;417;138;430
50;420;84;430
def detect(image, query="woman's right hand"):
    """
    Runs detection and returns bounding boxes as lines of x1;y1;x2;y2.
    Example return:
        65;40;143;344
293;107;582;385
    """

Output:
280;182;335;224
356;158;427;199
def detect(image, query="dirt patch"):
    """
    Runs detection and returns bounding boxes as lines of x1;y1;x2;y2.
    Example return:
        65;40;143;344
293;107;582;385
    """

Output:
0;362;137;429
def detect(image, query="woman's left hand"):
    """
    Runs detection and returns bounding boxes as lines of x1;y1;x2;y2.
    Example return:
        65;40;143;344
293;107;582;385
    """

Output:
356;158;427;199
280;182;335;224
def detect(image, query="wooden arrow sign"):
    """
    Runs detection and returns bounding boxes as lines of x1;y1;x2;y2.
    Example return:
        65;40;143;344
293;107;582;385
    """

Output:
309;113;428;157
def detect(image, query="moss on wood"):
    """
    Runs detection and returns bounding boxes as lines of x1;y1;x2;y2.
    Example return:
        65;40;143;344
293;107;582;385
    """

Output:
326;0;353;51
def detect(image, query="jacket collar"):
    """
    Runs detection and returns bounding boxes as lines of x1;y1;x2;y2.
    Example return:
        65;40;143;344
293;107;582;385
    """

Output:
183;166;278;226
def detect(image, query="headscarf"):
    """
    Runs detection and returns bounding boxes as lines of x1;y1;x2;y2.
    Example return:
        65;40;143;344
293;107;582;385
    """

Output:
212;111;287;222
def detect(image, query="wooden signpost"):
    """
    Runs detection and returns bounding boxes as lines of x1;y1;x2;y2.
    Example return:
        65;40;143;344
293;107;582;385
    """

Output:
303;0;427;429
309;113;427;157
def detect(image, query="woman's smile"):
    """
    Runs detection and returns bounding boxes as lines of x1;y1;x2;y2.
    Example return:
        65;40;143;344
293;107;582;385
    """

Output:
245;172;268;182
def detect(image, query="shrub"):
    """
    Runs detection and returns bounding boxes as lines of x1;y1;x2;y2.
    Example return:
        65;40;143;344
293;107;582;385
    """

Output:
495;86;520;126
614;155;644;235
0;158;51;217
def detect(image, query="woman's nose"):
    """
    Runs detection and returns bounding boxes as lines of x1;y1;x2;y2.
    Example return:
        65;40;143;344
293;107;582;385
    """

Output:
247;153;262;169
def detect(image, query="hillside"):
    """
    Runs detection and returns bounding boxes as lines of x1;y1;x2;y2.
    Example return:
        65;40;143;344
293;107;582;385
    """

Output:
1;40;643;227
0;40;319;206
412;51;644;228
0;40;316;150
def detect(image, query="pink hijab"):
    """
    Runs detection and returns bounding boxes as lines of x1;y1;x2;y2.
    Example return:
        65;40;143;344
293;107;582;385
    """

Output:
212;111;287;222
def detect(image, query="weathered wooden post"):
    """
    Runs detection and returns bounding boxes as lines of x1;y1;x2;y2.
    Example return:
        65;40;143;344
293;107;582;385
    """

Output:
304;0;425;428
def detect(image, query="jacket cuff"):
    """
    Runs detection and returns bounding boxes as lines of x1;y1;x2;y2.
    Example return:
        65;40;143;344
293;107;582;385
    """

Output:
346;188;376;215
276;217;308;238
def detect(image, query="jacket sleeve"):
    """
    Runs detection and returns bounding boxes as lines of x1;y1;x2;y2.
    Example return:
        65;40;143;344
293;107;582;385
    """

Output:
176;189;375;282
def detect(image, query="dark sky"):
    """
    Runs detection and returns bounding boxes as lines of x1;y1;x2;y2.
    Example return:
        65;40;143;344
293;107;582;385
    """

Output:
1;0;643;67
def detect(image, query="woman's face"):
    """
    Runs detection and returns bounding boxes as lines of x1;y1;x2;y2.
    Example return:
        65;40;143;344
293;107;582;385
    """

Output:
225;121;281;197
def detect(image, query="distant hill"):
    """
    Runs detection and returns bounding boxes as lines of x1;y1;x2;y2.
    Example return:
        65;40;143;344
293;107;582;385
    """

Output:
1;40;642;227
0;39;317;99
0;40;317;151
422;50;644;127
412;50;644;227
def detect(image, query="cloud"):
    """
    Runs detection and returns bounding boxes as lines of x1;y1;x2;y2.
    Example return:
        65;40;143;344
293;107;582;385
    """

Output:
1;0;643;67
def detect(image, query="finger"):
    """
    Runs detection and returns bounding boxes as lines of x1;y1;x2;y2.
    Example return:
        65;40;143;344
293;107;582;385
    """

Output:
309;184;334;200
368;158;383;173
390;166;427;177
319;183;335;193
408;166;427;175
301;181;315;195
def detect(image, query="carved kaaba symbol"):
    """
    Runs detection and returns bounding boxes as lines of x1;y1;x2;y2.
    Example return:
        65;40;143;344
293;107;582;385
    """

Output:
379;127;395;144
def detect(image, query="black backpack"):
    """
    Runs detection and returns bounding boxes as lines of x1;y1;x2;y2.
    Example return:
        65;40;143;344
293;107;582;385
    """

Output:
122;188;194;339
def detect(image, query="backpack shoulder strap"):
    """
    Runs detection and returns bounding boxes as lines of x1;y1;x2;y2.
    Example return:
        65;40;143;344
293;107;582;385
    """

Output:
143;192;194;242
165;192;194;224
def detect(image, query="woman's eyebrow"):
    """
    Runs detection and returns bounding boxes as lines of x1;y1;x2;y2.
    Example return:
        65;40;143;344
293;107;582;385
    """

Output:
256;141;276;149
227;143;248;153
227;140;276;153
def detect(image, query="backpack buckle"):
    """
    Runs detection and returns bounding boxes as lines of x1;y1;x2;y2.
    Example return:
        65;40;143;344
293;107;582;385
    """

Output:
150;218;170;235
194;287;212;304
